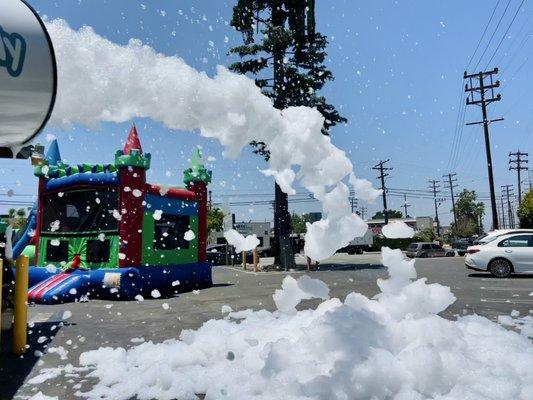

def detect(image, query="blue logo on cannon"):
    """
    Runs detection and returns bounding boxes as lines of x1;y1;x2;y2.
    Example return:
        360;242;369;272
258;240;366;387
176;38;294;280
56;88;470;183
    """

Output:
0;24;26;77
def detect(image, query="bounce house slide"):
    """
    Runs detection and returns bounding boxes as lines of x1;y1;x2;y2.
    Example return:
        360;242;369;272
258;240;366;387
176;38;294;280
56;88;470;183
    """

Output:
28;270;91;304
12;204;37;260
27;266;143;304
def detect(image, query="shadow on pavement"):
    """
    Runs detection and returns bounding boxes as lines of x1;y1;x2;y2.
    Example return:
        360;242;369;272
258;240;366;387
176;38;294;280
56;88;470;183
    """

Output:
468;273;533;279
0;321;62;400
262;263;385;272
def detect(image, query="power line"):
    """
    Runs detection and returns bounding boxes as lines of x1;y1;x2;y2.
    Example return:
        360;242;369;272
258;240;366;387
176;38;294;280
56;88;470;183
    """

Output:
467;0;503;70
484;0;526;69
498;6;533;75
449;0;505;174
473;0;512;71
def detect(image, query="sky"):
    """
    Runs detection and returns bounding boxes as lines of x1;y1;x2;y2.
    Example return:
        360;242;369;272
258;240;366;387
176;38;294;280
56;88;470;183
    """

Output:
2;0;533;228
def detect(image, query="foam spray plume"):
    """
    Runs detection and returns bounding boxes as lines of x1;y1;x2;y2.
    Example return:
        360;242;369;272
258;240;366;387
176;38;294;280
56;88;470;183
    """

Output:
45;19;381;260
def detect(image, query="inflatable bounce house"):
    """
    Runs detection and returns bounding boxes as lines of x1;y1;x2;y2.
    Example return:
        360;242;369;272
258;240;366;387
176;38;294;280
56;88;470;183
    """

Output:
14;126;212;304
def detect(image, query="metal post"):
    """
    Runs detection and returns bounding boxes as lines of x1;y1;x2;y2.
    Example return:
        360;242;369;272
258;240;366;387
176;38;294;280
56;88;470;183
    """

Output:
0;259;3;342
253;248;259;272
13;255;29;355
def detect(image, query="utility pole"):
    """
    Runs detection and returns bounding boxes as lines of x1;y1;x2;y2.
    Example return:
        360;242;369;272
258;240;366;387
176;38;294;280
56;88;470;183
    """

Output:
443;173;458;227
509;150;529;205
464;68;503;230
500;196;506;229
372;159;392;224
402;194;411;218
349;196;358;214
428;180;441;236
501;185;514;229
359;206;367;220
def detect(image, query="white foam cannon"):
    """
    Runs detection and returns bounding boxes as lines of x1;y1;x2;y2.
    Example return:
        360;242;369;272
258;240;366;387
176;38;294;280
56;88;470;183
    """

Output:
0;0;57;159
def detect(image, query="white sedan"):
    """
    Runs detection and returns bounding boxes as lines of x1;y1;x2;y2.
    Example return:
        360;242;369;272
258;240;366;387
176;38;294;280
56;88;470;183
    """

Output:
465;233;533;278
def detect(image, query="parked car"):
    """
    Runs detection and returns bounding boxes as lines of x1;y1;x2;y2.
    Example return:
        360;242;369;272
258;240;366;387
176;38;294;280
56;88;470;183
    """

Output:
466;232;533;278
452;238;475;256
206;244;253;265
473;229;533;245
406;242;455;258
338;229;373;255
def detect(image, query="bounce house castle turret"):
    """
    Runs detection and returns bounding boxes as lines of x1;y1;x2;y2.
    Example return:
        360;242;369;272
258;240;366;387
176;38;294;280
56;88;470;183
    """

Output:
184;148;211;263
115;125;150;267
24;126;212;304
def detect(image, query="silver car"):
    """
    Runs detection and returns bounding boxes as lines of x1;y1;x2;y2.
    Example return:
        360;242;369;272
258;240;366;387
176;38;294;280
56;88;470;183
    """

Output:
406;242;455;258
466;233;533;277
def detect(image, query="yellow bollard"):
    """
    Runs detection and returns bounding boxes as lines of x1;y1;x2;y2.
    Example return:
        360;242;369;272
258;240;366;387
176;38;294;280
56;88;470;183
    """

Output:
253;248;259;272
13;255;29;355
0;258;3;342
242;251;247;270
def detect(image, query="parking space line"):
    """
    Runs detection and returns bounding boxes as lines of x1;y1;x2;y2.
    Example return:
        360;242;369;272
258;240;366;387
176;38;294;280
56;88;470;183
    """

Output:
219;266;307;275
480;287;533;291
480;298;533;304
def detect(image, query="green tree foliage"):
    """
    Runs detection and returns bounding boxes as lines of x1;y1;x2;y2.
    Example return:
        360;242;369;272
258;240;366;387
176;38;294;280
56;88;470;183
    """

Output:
518;189;533;228
207;208;225;234
230;0;347;158
5;207;27;229
371;210;403;220
291;213;310;233
451;189;484;237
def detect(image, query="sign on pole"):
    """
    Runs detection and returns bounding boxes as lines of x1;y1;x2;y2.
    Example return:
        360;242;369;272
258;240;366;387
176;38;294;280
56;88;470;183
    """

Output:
0;0;57;150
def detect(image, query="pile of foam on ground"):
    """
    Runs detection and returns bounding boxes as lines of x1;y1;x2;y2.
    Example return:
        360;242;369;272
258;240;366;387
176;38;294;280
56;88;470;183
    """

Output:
44;19;379;261
30;248;533;400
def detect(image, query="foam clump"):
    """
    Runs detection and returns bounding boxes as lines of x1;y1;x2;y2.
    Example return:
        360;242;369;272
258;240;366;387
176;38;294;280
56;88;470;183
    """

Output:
31;248;533;400
223;229;259;253
382;220;415;239
273;275;329;314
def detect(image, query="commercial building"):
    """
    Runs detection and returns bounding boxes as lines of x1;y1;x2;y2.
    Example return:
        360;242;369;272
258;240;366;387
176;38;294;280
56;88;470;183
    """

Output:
367;216;434;235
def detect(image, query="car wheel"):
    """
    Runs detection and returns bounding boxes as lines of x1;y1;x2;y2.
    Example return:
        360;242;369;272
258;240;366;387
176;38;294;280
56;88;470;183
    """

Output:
355;248;364;255
446;252;454;257
347;249;355;255
489;258;513;278
419;253;428;258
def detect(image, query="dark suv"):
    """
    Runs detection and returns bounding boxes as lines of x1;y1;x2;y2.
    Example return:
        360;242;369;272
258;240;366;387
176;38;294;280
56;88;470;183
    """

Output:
406;242;455;258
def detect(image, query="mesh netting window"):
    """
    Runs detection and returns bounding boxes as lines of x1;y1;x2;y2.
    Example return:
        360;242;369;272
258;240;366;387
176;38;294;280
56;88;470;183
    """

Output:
42;188;119;233
154;214;190;250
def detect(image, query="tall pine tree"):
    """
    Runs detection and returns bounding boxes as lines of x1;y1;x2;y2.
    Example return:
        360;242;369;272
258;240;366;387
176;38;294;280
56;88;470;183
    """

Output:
230;0;346;266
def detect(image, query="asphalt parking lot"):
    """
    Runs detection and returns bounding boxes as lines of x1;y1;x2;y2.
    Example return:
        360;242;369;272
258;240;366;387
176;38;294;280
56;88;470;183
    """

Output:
2;252;532;399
